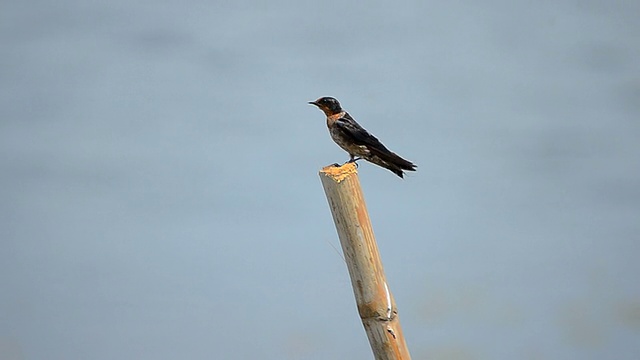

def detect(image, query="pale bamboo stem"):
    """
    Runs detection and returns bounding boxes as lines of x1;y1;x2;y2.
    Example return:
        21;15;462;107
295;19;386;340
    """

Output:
319;162;412;360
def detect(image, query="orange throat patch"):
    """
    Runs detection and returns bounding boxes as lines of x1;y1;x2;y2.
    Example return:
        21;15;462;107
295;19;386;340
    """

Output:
326;111;345;127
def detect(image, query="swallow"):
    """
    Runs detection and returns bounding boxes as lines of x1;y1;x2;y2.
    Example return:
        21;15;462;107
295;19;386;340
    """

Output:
309;96;417;178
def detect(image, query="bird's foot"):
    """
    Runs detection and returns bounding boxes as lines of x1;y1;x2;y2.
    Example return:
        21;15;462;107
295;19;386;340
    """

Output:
343;159;359;168
331;163;341;167
347;157;362;163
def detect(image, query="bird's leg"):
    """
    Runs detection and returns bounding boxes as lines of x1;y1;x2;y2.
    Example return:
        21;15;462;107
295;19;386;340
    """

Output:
343;155;360;168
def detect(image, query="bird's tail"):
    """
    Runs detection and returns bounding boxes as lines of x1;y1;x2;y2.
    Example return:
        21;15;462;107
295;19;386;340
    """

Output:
369;148;417;178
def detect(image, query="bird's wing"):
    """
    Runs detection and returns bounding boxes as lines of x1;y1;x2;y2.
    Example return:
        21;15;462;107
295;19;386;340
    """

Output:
334;114;389;150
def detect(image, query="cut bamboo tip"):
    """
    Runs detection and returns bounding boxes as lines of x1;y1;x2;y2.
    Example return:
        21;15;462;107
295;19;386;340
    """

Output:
319;162;358;182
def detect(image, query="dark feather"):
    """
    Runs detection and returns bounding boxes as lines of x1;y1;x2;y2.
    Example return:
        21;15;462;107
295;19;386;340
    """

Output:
334;115;389;151
333;113;416;178
368;146;417;171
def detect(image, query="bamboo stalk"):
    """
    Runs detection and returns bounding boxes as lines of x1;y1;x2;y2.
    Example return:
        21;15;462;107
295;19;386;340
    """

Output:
319;162;412;360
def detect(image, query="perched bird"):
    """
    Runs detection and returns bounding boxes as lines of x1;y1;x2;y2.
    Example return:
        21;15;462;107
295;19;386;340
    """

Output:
309;96;417;178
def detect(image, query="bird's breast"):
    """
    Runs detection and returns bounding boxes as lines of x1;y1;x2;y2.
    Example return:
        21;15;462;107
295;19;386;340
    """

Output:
325;111;346;128
329;126;370;157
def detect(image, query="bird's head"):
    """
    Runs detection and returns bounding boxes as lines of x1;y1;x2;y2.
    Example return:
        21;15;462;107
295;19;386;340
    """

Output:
308;97;343;116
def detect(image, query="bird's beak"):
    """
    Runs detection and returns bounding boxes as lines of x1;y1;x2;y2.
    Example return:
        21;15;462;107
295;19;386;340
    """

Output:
308;101;318;106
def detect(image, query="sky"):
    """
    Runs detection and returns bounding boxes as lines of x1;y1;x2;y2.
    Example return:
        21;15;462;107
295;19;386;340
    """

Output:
1;0;639;359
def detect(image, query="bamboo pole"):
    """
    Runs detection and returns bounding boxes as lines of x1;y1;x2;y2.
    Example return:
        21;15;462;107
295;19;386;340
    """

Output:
319;162;412;360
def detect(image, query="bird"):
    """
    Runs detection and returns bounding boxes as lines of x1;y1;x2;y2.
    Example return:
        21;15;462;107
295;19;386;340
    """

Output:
309;96;417;178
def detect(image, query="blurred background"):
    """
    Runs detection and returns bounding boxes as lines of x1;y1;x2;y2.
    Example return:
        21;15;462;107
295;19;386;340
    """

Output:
1;0;639;359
